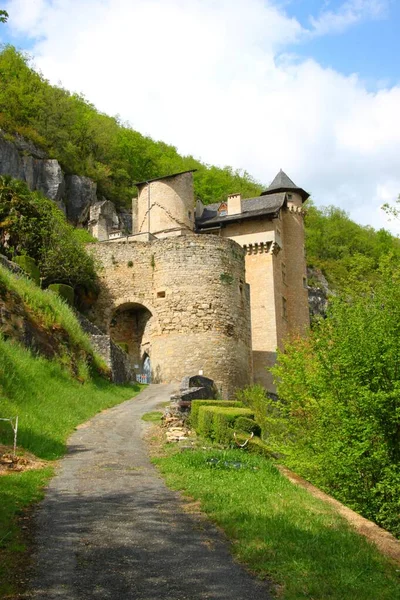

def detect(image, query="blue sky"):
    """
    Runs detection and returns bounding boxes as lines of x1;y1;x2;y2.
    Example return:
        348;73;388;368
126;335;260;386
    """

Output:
1;0;400;235
283;0;400;86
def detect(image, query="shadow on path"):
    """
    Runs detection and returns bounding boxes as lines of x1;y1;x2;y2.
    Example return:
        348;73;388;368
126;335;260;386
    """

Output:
28;384;272;600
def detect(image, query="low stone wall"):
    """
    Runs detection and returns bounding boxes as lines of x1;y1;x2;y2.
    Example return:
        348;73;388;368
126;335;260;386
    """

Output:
76;312;132;384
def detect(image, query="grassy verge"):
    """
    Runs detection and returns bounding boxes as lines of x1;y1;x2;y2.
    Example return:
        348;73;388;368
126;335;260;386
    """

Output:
141;411;163;423
154;447;400;600
0;337;142;598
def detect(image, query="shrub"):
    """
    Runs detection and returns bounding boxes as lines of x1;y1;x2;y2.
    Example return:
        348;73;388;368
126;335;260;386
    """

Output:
196;406;216;439
212;407;255;445
13;255;40;285
195;405;254;444
190;400;244;429
48;283;75;306
234;416;261;437
233;432;272;458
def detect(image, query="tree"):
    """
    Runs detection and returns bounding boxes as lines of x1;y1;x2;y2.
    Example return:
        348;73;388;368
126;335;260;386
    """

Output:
0;176;98;297
245;259;400;537
382;194;400;221
0;10;8;23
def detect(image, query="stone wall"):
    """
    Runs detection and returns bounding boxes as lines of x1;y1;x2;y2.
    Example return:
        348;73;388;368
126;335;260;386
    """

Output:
88;234;252;398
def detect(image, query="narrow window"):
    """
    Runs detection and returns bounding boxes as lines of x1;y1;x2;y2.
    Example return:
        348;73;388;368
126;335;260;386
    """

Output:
157;291;166;298
281;262;286;285
282;297;287;320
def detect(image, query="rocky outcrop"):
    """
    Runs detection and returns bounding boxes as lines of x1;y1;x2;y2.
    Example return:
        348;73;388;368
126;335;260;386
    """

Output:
307;267;330;321
0;133;66;212
65;175;97;225
0;131;132;236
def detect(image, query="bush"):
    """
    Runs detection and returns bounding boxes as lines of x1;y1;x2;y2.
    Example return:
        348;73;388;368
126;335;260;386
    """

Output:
234;416;261;437
195;405;254;444
212;407;255;444
233;432;272;458
48;283;75;306
13;255;40;285
190;399;244;429
270;257;400;537
0;176;98;293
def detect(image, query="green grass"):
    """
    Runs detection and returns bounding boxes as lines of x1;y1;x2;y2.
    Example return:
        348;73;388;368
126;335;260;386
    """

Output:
0;337;141;459
0;469;53;598
0;337;142;598
0;265;93;354
141;411;163;423
154;448;400;600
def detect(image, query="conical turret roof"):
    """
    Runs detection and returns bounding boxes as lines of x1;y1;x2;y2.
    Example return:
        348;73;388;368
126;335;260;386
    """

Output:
261;169;309;202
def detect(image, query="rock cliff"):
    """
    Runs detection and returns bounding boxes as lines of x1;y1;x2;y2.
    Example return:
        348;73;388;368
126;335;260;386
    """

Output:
0;131;129;233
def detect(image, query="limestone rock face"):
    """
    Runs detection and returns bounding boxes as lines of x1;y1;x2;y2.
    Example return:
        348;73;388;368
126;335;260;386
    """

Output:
0;131;129;239
117;208;133;234
65;175;97;226
0;133;66;213
307;267;330;321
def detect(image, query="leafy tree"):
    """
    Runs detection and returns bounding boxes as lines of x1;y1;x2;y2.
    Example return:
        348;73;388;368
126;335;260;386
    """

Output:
0;176;98;295
305;201;400;289
0;9;8;23
0;45;263;208
264;259;400;537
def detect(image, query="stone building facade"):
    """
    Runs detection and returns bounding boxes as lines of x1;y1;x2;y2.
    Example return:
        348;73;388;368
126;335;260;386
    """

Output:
89;169;310;394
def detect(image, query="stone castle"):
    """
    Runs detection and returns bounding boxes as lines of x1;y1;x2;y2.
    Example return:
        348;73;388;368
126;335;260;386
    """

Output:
88;169;310;398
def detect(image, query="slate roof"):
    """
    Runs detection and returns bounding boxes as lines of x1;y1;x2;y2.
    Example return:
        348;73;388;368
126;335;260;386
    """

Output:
134;170;197;188
196;193;286;228
261;169;309;202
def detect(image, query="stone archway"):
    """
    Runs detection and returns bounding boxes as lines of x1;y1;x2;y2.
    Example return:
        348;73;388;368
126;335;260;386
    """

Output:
109;302;154;376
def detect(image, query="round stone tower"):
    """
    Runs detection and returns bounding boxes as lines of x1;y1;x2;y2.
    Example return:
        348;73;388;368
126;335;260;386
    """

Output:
133;171;196;237
88;234;253;398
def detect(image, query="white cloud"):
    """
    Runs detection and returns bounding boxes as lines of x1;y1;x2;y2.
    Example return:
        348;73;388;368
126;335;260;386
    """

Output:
308;0;388;37
2;0;400;235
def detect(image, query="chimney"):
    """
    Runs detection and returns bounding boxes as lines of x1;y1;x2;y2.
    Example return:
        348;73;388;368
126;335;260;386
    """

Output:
227;193;242;215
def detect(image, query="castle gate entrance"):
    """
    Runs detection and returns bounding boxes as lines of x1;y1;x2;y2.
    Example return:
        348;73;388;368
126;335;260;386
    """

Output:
109;302;153;378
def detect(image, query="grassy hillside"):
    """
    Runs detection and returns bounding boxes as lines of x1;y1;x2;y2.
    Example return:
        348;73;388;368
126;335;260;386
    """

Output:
0;266;141;598
0;45;263;207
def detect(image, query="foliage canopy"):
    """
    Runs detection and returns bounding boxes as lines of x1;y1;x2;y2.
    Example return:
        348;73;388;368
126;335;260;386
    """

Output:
0;45;263;208
0;175;98;293
304;202;400;289
251;259;400;537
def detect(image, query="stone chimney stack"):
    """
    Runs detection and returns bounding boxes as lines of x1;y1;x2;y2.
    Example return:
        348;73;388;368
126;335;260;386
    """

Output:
227;193;242;216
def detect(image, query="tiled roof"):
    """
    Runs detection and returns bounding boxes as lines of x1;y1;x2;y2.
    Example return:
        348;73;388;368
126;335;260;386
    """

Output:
196;193;286;228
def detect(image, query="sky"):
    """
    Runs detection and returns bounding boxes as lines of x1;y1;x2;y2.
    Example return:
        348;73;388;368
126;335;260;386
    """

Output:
1;0;400;235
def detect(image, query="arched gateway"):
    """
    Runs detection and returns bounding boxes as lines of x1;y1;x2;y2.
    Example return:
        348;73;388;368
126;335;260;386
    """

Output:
109;301;154;381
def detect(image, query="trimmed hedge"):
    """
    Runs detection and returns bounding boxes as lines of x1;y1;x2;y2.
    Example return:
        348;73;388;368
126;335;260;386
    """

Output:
234;416;261;437
48;283;75;306
234;432;272;458
14;255;40;285
190;400;244;429
196;405;254;444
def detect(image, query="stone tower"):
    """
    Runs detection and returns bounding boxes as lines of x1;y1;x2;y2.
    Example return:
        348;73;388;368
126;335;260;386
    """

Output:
132;171;196;238
196;169;310;391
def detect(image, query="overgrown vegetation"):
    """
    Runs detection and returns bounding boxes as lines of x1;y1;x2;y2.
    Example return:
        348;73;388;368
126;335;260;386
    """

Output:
305;202;400;289
0;263;102;378
0;45;262;207
0;176;98;299
240;257;400;538
154;447;400;600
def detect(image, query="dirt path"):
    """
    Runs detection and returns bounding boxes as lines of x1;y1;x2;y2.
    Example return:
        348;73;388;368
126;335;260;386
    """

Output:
28;384;272;600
